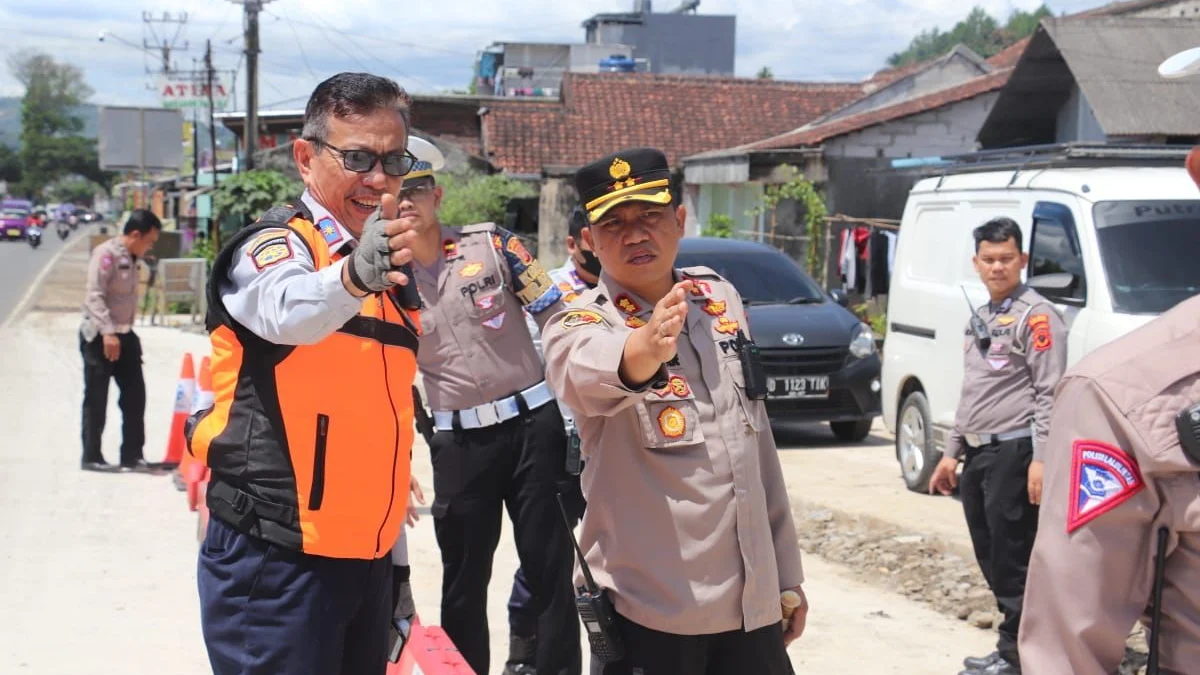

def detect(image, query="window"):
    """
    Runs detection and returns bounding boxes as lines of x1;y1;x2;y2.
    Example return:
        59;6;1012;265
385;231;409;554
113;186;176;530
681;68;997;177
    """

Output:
1093;200;1200;314
1029;202;1086;305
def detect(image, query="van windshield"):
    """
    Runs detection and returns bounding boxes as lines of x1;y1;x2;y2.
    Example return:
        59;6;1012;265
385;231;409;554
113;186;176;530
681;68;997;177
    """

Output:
1093;200;1200;314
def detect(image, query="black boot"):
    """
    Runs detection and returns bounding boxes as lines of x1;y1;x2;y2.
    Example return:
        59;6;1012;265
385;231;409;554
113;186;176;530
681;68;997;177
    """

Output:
963;652;1001;670
502;634;537;675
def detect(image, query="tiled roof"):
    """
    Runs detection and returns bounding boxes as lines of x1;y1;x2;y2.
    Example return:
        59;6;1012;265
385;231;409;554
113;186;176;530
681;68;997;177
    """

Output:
481;72;865;174
738;68;1012;151
985;38;1030;68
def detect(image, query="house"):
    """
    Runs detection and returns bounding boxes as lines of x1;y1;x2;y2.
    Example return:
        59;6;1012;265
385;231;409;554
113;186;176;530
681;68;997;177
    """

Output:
978;16;1200;148
581;0;735;76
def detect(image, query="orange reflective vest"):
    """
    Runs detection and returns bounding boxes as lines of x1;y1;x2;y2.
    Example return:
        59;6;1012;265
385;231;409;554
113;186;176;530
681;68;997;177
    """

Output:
187;205;420;560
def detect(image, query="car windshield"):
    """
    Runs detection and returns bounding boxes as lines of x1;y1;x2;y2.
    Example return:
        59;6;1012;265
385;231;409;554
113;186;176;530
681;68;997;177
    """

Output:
1093;200;1200;314
1;209;28;219
675;247;825;305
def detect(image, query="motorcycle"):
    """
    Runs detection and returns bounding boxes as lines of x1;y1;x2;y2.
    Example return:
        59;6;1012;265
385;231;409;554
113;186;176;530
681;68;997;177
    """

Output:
27;225;43;249
67;214;79;230
56;221;69;240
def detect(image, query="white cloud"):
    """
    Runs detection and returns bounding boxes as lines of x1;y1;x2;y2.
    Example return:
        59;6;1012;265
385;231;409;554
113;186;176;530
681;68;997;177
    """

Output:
0;0;1107;109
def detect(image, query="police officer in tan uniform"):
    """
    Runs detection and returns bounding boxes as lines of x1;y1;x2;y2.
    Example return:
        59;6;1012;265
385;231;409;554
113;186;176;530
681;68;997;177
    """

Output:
397;139;577;675
930;217;1068;674
1018;140;1200;674
542;147;807;675
79;209;161;472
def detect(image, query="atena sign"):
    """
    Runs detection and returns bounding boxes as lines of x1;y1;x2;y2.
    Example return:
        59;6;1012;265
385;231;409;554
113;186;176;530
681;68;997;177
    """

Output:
159;75;231;111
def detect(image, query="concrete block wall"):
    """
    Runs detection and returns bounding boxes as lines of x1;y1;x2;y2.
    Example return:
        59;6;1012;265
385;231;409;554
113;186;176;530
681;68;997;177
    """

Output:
825;92;1000;160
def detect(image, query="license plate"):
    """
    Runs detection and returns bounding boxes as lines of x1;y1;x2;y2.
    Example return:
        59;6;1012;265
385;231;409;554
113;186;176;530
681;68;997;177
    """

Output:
6;229;18;237
767;376;830;399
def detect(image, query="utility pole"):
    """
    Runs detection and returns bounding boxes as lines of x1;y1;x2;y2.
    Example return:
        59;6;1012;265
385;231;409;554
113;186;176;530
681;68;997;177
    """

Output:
205;39;221;251
191;57;200;187
142;11;189;75
228;0;275;172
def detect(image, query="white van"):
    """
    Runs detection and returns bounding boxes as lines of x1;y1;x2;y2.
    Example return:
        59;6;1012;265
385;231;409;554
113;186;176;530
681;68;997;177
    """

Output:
882;154;1200;492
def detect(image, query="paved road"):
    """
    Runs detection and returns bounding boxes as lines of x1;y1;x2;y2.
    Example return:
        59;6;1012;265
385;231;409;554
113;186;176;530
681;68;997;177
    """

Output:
0;224;77;325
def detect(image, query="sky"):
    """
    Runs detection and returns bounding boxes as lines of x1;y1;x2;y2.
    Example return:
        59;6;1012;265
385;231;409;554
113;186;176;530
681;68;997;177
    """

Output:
0;0;1109;110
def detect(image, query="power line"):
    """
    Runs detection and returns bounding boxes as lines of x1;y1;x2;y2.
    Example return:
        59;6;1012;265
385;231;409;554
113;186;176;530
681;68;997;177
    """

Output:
281;15;318;80
141;11;190;75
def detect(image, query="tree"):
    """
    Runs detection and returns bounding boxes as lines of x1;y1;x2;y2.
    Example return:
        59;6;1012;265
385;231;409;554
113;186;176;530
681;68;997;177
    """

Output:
704;213;735;238
211;169;304;251
0;141;21;186
757;66;774;80
7;50;109;198
435;171;536;227
886;4;1051;67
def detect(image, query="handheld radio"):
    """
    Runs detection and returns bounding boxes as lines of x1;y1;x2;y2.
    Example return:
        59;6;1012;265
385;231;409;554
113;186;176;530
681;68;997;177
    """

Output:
556;493;625;663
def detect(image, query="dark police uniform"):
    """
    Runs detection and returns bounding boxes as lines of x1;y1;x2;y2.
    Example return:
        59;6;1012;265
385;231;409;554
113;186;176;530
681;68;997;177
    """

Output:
947;285;1067;673
402;157;577;675
80;236;146;470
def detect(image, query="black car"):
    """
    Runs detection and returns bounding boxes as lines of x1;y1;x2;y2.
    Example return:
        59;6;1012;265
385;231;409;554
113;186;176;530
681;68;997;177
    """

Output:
675;237;882;441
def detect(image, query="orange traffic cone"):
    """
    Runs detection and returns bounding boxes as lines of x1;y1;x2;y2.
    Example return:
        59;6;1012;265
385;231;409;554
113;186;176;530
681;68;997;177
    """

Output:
161;353;195;470
183;356;212;511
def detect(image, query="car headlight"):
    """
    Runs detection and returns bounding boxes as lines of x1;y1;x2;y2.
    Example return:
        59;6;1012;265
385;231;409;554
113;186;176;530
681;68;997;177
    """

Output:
849;322;876;359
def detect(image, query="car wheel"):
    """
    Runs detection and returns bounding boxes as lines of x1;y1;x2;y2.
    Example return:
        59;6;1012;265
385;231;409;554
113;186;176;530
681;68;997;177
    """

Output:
896;391;938;493
830;418;873;442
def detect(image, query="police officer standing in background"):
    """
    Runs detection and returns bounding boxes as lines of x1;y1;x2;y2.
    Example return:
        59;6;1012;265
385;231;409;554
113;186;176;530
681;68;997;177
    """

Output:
930;217;1068;675
1018;132;1200;673
543;147;807;674
80;209;161;473
188;72;422;675
550;205;601;301
397;138;577;675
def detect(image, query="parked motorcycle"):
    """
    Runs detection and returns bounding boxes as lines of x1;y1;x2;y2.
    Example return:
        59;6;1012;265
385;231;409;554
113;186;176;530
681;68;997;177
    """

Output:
27;225;42;249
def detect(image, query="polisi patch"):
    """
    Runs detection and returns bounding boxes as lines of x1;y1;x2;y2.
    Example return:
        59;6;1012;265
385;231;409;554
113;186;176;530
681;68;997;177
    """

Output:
482;311;507;330
250;236;294;271
658;406;686;439
459;262;484;278
1067;440;1145;534
561;310;604;330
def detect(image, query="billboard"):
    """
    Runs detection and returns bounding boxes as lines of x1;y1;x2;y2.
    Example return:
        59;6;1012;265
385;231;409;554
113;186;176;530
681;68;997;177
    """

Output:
98;106;184;172
158;73;231;111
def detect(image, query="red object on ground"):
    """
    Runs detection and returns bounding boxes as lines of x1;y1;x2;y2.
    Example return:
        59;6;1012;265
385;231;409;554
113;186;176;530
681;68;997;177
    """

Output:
162;353;196;468
389;617;476;675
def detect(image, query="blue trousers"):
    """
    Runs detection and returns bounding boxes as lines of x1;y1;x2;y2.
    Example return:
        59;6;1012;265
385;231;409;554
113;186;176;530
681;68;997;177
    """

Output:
198;516;393;675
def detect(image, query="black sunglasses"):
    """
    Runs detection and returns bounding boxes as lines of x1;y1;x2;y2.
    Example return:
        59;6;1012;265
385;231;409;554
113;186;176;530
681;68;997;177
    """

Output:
313;140;417;177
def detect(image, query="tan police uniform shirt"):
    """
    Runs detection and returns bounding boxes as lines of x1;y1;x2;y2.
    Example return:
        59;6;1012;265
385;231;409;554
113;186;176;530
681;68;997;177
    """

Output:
82;237;140;340
946;285;1068;460
542;267;804;636
414;223;565;412
1019;294;1200;675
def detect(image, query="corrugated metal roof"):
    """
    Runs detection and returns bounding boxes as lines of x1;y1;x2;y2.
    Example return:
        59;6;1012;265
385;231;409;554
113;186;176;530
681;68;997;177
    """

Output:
1047;16;1200;136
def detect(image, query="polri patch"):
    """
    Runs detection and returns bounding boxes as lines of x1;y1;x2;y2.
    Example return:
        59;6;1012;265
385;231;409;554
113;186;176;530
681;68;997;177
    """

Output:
250;236;294;271
507;236;534;265
1067;440;1145;534
482;311;507;330
561;310;604;330
1029;314;1053;352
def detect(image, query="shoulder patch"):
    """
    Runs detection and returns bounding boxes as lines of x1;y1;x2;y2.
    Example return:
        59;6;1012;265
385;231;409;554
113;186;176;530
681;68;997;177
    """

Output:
1067;440;1145;534
1028;313;1053;352
561;310;605;330
506;236;534;265
99;253;113;271
249;235;295;272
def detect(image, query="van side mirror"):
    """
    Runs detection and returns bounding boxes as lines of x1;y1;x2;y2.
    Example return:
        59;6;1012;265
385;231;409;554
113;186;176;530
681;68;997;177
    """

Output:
1028;272;1083;305
829;289;848;307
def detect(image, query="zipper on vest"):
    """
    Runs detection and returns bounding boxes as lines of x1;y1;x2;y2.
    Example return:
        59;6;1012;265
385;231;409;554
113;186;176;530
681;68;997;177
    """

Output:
375;298;402;556
310;414;330;511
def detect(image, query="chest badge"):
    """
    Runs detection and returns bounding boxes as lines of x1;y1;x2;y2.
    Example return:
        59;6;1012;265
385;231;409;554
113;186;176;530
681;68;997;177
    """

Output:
703;299;727;317
460;262;484;278
443;239;459;259
626;316;647;328
658;406;687;439
715;317;740;335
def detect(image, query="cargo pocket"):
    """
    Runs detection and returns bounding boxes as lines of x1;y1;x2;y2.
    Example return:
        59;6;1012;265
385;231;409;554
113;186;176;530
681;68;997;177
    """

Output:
724;359;762;434
634;385;705;450
309;414;329;511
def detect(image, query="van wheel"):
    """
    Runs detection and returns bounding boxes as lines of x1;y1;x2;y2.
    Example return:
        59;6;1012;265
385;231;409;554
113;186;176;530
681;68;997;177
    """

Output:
897;391;938;493
830;419;873;442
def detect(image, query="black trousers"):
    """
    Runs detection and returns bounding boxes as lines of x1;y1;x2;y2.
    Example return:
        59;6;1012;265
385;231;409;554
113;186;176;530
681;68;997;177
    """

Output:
80;332;146;465
430;402;578;675
960;438;1039;666
592;613;793;675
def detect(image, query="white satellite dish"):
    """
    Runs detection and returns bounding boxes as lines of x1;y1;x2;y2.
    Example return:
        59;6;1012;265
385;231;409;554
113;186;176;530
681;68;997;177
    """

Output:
1158;47;1200;79
407;135;445;171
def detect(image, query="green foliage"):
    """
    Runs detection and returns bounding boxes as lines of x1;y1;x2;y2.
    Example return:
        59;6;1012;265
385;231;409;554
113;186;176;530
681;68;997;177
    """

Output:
704;213;735;238
756;66;774;80
0;140;20;184
211;169;304;228
869;312;888;337
436;171;536;227
187;233;218;270
887;4;1052;67
7;49;111;197
45;176;101;205
750;165;827;277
